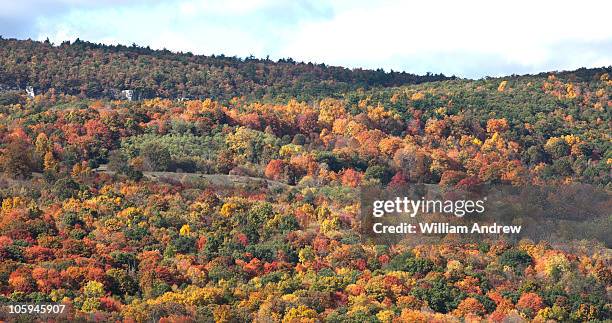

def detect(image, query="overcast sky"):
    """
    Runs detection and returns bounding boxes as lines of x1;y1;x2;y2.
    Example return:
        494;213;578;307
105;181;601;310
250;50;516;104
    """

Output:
1;0;611;78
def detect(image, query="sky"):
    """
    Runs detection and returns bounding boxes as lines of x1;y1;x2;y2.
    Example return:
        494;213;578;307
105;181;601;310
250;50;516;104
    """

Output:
1;0;611;78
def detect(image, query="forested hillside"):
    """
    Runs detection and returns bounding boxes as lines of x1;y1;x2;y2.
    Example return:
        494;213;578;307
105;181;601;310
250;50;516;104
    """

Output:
0;38;610;322
0;38;449;102
1;64;609;186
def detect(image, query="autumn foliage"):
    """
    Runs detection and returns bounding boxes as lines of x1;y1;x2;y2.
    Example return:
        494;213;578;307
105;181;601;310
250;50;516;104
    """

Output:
0;39;610;321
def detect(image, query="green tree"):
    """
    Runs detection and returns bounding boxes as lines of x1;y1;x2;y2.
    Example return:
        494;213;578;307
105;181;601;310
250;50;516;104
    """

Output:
141;143;171;171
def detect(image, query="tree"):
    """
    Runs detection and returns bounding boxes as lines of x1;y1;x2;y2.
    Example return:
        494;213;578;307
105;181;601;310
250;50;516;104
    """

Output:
225;127;270;164
8;267;36;293
282;305;318;322
544;137;570;159
388;171;408;187
486;118;509;133
393;147;431;182
108;149;142;179
264;159;286;181
82;280;105;312
364;164;393;185
341;169;363;188
1;138;35;179
499;249;533;273
141;143;171;171
35;133;51;155
410;279;464;314
43;151;58;173
318;98;346;128
516;292;544;318
525;146;546;164
108;150;129;173
453;297;486;317
52;177;80;199
179;224;191;236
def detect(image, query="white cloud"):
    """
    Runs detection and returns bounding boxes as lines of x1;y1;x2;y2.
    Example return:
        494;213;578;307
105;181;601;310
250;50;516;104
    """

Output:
279;0;612;76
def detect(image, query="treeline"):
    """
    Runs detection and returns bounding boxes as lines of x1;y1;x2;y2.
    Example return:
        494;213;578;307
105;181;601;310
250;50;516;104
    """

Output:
0;37;450;102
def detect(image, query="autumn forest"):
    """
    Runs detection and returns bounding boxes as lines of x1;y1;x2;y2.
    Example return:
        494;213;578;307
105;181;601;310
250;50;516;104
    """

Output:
0;37;610;322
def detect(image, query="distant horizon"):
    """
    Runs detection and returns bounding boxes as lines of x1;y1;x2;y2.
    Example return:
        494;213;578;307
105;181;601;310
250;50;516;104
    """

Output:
3;35;610;82
1;1;611;79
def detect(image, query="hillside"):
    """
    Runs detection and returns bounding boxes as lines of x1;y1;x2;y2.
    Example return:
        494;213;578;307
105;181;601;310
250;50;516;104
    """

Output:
0;38;610;322
1;63;609;186
0;37;449;102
